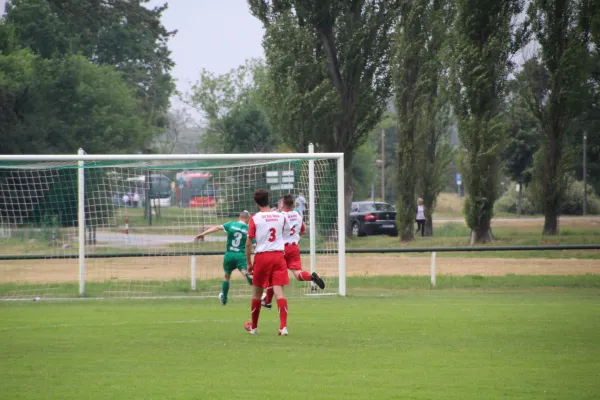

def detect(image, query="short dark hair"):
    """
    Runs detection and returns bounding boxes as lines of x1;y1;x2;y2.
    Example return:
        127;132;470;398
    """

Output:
282;194;294;209
254;189;270;207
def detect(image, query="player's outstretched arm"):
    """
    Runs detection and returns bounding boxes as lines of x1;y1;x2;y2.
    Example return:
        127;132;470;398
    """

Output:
194;225;224;241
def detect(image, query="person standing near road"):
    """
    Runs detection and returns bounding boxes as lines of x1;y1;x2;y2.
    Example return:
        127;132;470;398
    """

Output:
416;198;426;237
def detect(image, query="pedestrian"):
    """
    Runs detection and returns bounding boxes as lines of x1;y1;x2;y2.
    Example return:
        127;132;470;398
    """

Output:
415;198;426;237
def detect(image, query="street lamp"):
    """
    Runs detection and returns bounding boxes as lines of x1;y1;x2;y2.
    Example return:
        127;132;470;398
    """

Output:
375;159;384;201
583;133;587;215
381;128;385;202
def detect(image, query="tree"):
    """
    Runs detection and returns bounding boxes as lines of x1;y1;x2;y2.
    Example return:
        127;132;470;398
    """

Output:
153;109;194;154
249;0;401;232
0;49;149;154
449;0;525;243
220;107;276;153
188;60;278;154
502;75;541;217
394;0;454;241
524;0;590;235
367;111;397;203
417;104;454;236
571;6;600;196
4;0;176;130
351;142;377;201
394;0;427;241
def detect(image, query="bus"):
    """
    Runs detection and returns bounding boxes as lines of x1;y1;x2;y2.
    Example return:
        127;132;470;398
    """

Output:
175;171;217;207
123;174;173;208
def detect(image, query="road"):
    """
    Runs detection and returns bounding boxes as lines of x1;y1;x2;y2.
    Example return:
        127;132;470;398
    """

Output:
113;216;600;230
95;216;600;248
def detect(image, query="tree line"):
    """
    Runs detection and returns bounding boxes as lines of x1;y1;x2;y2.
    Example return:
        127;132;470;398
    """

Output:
0;0;175;154
1;0;599;242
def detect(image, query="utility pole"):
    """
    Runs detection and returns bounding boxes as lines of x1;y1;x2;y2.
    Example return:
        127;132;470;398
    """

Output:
583;132;587;215
381;128;385;202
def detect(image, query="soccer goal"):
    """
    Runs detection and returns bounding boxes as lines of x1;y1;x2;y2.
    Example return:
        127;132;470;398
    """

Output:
0;148;345;300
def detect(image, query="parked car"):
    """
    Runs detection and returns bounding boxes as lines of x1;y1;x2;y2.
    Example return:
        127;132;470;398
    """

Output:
350;201;397;237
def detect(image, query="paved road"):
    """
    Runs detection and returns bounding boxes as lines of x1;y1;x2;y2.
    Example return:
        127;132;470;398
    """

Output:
97;216;600;248
115;216;600;230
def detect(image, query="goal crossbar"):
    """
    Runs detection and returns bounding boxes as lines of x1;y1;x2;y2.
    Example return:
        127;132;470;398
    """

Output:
1;153;344;162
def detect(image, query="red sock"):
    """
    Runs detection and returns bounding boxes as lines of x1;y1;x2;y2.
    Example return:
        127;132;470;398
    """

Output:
297;270;312;281
264;287;274;304
277;298;288;330
251;298;262;329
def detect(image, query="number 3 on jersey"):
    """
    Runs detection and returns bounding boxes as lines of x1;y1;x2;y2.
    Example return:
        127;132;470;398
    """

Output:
268;227;277;242
231;232;242;247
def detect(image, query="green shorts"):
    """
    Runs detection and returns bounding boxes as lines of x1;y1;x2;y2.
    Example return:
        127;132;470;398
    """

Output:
223;252;247;275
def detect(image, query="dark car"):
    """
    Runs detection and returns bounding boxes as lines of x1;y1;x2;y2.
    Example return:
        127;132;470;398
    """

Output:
350;201;398;237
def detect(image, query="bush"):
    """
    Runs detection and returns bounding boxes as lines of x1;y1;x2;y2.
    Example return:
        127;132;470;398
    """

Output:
493;183;537;215
562;180;600;215
494;181;600;215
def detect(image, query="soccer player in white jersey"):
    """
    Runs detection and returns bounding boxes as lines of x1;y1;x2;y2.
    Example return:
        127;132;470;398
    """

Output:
262;194;325;309
244;189;290;336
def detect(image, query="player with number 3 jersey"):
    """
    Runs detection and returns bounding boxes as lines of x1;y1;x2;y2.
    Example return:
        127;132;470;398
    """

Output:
245;189;290;336
194;211;253;305
262;194;325;309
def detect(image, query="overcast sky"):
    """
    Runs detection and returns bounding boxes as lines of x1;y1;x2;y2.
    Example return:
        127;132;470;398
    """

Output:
147;0;265;103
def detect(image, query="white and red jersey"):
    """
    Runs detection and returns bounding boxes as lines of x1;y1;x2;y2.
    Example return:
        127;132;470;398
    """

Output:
248;211;286;253
281;210;305;245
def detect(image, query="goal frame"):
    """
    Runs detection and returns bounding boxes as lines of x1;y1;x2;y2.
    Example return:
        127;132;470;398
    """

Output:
1;149;347;297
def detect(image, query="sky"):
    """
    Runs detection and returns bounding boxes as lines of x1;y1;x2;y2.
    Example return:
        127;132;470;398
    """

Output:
146;0;265;107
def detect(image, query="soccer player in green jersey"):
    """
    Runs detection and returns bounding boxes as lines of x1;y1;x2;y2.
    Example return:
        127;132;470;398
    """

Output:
194;210;253;305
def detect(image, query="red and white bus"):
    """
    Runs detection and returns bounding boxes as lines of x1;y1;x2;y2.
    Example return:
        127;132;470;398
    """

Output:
175;171;217;207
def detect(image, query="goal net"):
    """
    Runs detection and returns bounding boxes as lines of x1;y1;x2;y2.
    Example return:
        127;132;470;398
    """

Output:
0;152;345;300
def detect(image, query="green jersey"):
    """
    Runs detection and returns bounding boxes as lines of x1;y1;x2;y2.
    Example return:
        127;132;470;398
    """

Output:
222;221;248;254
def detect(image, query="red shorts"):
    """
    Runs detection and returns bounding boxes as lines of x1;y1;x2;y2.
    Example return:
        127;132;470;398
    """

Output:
252;252;289;288
284;244;302;271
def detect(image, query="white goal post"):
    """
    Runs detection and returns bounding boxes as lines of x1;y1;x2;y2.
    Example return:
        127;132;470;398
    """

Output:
0;149;345;299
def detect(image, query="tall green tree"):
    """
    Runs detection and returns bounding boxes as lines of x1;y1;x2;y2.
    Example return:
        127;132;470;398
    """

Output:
524;0;590;235
4;0;175;130
502;75;541;217
0;49;148;154
394;0;427;241
571;6;600;197
188;60;278;154
394;0;454;241
249;0;401;229
449;0;525;243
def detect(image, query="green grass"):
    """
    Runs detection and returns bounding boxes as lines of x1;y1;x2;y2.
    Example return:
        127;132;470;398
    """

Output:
1;287;599;399
1;274;600;300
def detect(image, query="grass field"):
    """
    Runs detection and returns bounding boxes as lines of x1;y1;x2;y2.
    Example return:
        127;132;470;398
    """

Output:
2;284;600;399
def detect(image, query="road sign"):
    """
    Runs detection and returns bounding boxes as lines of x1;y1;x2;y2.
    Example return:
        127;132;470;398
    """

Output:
456;173;462;185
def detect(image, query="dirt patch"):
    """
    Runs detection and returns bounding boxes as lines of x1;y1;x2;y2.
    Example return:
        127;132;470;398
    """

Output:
343;256;600;276
2;255;599;284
